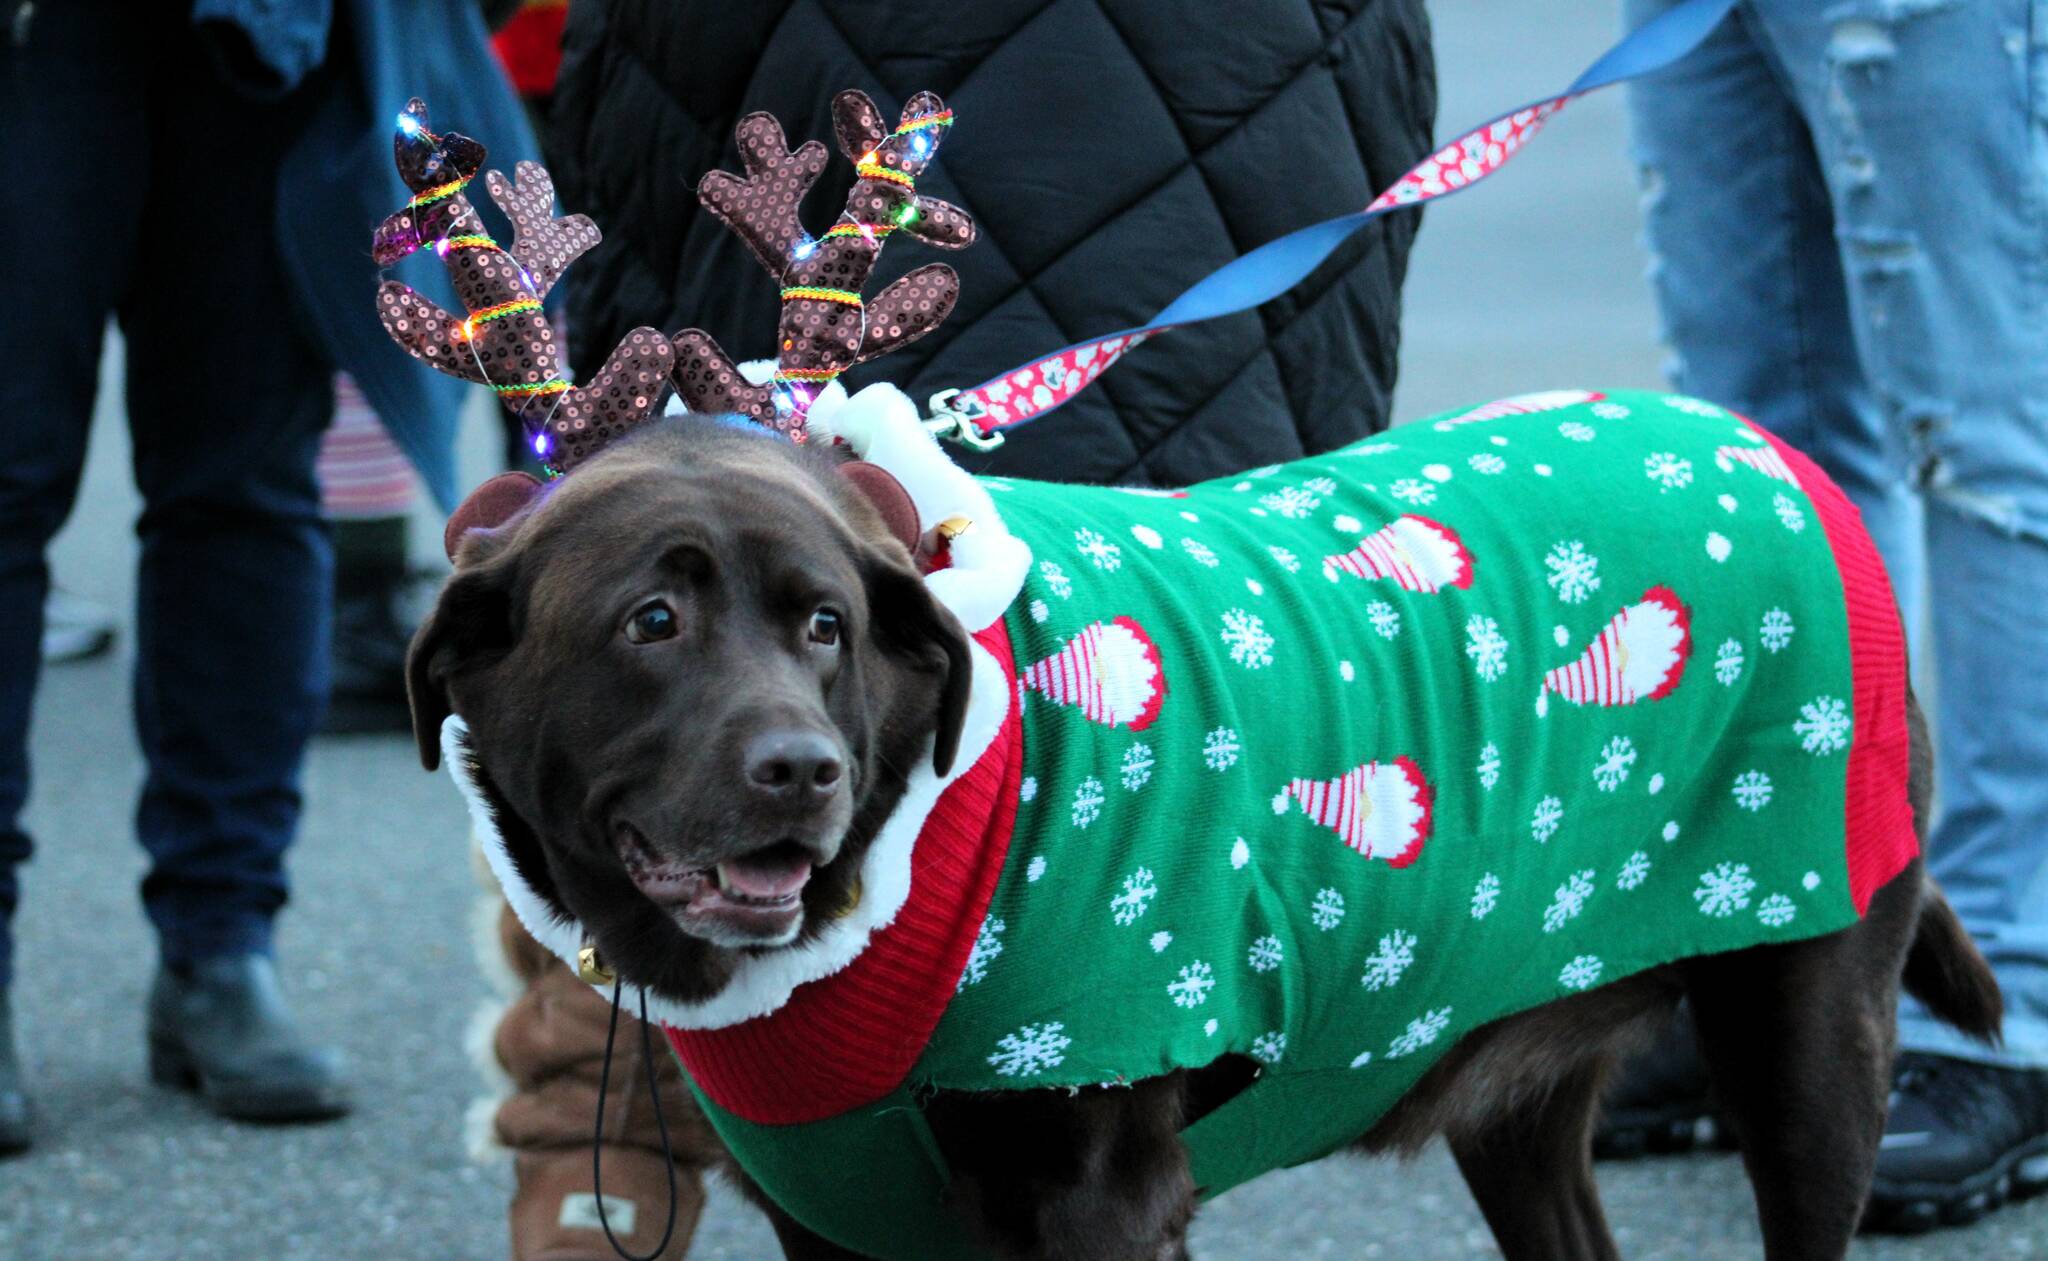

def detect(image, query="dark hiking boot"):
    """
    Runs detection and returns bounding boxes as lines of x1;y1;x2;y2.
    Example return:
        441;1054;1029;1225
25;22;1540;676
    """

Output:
0;992;30;1156
1593;1004;1729;1159
147;955;352;1122
1864;1052;2048;1233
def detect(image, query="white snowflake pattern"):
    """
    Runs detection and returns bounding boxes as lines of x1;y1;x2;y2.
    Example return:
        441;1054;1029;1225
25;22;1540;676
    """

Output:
1019;776;1038;802
1592;401;1632;420
1714;638;1745;685
1757;893;1797;927
1367;600;1402;639
1773;493;1807;533
1029;599;1050;624
1250;1031;1288;1065
1617;851;1652;890
1181;537;1220;568
1694;862;1758;918
1542;869;1596;933
1593;736;1637;792
1038;560;1073;598
1266;545;1301;573
1760;608;1796;653
957;916;1005;990
1221;609;1275;670
1464;615;1510;682
1310;888;1346;932
1644;451;1695;491
1360;929;1417;991
1109;867;1158;926
1531;795;1564;843
1302;476;1338;495
988;1022;1071;1077
1027;855;1047;882
1544;540;1602;604
1470;873;1502;919
1559;421;1597;442
1247;935;1285;973
1071;776;1106;828
1476;742;1502;790
1468;452;1508;475
1202;727;1242;772
1387;1007;1453;1058
1075;528;1122;572
1559;955;1604;991
1795;696;1851;755
1168;960;1217;1009
1258;485;1324;519
1120;742;1156;791
1390;478;1437;506
1731;770;1774;812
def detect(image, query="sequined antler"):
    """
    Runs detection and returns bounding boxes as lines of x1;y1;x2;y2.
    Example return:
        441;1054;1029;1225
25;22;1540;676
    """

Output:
372;99;673;474
669;90;977;442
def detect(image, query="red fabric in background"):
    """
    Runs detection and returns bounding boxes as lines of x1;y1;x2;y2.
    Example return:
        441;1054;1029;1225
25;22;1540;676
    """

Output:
492;0;567;98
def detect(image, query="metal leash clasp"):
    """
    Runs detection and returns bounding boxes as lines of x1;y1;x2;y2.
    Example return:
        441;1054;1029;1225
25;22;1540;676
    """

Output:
923;388;1006;452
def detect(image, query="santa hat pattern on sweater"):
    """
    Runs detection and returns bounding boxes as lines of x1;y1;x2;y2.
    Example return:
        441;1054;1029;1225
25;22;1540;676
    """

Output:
1272;758;1434;867
1431;389;1605;432
1322;514;1474;593
1714;442;1800;487
1540;586;1692;712
1020;616;1167;731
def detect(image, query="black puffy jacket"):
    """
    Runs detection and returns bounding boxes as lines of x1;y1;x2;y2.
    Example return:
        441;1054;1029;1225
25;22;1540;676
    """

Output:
547;0;1435;485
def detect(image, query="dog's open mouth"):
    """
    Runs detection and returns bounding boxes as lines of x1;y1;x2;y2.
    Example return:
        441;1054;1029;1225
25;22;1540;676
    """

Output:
617;829;814;944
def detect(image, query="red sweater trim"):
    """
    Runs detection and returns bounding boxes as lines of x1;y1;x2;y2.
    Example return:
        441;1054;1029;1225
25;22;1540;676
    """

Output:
1741;420;1917;913
664;621;1021;1123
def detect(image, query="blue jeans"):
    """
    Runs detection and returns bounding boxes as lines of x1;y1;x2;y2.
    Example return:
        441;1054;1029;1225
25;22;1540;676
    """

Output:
1626;0;2048;1066
0;4;334;986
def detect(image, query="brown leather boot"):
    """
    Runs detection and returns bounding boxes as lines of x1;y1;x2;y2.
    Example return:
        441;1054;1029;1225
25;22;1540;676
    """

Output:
489;903;715;1261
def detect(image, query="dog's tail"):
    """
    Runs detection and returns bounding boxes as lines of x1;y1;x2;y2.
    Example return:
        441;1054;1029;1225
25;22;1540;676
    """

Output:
1903;886;2002;1046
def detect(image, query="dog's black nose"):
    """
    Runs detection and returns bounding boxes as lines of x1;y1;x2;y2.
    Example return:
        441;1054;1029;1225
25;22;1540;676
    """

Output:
744;730;844;798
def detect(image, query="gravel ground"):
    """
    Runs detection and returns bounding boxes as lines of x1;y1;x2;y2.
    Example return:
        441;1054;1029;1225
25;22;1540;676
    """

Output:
3;3;2042;1258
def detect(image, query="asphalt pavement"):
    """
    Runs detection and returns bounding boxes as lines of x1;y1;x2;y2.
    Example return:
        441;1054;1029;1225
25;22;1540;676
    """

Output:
4;3;2043;1258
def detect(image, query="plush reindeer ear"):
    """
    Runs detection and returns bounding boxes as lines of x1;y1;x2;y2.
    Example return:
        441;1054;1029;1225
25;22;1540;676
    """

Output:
837;461;919;554
444;472;544;560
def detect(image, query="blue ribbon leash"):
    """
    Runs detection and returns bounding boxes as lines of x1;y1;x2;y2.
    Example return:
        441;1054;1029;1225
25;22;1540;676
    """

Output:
925;0;1738;448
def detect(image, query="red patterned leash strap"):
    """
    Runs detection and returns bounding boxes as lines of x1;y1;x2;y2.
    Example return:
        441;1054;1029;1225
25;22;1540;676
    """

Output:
923;0;1737;449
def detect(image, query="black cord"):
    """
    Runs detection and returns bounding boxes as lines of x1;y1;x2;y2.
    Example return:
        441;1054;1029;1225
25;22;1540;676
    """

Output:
593;978;681;1261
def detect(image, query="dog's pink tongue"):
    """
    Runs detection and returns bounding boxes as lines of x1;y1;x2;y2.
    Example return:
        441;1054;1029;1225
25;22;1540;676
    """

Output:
715;854;812;901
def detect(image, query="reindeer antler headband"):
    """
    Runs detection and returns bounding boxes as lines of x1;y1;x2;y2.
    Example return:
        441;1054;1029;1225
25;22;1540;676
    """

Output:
372;91;971;483
372;98;673;474
670;89;977;443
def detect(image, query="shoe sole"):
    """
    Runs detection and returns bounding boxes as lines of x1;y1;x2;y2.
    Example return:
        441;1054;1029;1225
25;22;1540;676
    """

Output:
148;1034;352;1123
1863;1134;2048;1235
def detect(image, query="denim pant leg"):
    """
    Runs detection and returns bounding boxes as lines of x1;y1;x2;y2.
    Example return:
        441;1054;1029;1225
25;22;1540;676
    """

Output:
1622;2;1925;613
1742;1;2048;1068
120;31;335;967
0;2;153;987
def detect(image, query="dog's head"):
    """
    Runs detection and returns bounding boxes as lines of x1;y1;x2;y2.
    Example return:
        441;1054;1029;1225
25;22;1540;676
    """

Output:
408;418;971;1002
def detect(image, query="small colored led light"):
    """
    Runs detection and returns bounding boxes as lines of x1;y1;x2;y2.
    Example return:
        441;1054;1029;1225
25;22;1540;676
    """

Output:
532;431;549;456
860;150;878;165
911;134;930;157
397;113;422;138
434;239;450;257
793;240;818;260
457;319;473;340
896;204;918;226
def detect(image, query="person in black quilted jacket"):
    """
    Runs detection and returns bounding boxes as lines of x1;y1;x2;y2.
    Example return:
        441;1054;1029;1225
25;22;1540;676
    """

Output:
546;0;1436;488
487;6;1434;1257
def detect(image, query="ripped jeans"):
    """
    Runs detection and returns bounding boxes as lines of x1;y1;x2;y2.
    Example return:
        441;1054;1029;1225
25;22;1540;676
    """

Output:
1627;0;2048;1066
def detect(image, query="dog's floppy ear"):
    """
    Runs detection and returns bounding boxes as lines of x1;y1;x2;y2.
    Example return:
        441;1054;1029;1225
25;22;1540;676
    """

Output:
406;553;518;771
863;551;973;775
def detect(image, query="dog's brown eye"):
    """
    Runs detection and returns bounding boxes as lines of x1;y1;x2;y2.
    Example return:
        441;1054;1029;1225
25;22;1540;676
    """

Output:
808;609;841;647
625;600;677;644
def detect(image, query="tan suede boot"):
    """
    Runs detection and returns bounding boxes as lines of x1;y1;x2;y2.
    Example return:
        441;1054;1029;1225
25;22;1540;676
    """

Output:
490;903;715;1261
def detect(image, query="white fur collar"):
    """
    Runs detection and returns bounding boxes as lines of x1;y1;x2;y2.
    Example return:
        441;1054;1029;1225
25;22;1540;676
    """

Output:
447;383;1031;1029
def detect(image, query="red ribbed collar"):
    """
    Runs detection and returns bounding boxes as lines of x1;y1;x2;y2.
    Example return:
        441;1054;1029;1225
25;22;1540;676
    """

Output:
664;620;1021;1123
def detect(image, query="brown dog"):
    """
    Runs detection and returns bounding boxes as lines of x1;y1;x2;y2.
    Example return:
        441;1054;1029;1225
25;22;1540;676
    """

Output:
410;415;2000;1261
